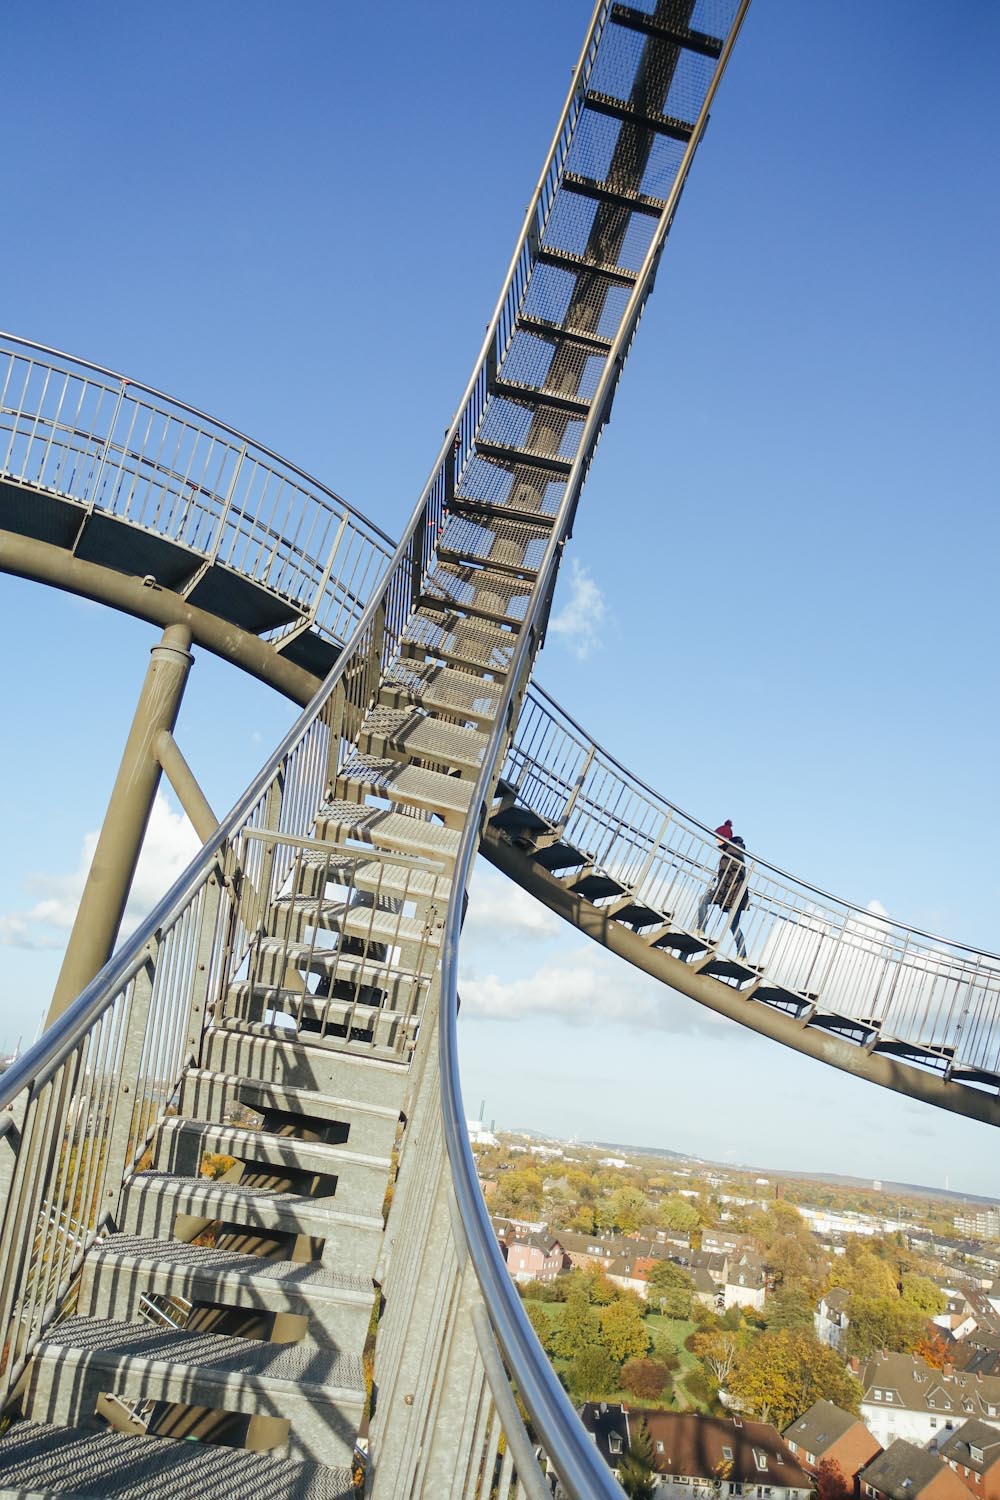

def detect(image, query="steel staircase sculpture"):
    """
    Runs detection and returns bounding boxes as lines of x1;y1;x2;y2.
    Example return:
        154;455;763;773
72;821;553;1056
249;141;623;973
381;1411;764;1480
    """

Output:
0;3;752;1495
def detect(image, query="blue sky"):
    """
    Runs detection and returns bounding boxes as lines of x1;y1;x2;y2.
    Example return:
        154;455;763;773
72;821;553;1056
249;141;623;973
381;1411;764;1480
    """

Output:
2;1;998;1193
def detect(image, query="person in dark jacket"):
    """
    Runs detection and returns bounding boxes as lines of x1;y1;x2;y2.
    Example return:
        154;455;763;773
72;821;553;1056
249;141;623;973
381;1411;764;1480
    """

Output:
695;823;749;958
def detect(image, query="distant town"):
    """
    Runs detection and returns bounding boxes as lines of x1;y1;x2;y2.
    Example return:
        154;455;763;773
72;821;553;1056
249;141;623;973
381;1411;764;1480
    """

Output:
469;1121;1000;1499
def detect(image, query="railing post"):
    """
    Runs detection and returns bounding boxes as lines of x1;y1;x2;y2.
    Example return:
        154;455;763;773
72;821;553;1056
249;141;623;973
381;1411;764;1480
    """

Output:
100;949;157;1228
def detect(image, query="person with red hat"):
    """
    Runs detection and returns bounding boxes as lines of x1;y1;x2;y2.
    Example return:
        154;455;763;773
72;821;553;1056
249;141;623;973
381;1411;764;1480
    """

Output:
694;820;749;958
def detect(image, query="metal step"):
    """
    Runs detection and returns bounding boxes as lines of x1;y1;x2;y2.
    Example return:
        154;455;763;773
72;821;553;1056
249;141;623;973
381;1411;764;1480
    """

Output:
221;978;421;1048
437;513;548;576
401;607;518;675
514;313;614;354
490;378;591;418
22;1318;364;1466
561;169;666;218
380;659;503;728
239;943;428;1009
216;1017;415;1066
151;1119;391;1212
609;3;724;59
201;1027;409;1112
179;1068;400;1157
421;561;533;627
358;704;487;773
336;754;473;826
266;895;443;967
121;1173;383;1279
315;798;462;866
77;1234;375;1348
536;241;639;288
0;1421;355;1500
583;88;693;143
271;847;452;906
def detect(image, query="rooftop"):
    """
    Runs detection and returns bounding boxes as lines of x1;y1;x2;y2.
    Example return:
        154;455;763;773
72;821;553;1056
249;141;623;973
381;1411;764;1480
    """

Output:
860;1440;956;1500
783;1399;866;1454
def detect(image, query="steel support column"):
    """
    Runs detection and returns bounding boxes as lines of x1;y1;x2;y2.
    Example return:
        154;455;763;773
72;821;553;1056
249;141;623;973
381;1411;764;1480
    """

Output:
47;625;195;1024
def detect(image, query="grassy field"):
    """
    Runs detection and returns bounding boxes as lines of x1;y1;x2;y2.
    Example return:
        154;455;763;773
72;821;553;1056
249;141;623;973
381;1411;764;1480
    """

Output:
524;1304;711;1413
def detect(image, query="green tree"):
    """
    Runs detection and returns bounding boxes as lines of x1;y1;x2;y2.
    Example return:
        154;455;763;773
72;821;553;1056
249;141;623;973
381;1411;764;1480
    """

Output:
553;1290;602;1360
600;1297;650;1362
901;1275;946;1316
828;1246;898;1302
658;1195;701;1232
525;1300;553;1354
728;1328;861;1428
610;1185;651;1234
565;1346;619;1403
764;1286;815;1331
620;1417;656;1500
844;1295;927;1360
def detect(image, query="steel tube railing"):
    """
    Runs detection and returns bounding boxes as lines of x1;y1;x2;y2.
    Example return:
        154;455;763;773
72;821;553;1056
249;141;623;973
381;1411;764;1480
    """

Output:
0;332;394;650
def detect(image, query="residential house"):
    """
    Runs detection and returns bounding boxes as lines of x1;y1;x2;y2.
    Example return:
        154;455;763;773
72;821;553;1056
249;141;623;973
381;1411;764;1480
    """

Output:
938;1418;1000;1500
690;1267;722;1311
642;1412;811;1498
578;1401;630;1482
725;1260;767;1313
704;1231;744;1255
783;1399;882;1484
559;1231;668;1271
935;1295;979;1343
503;1232;566;1284
816;1289;852;1353
606;1255;657;1300
860;1353;1000;1450
691;1250;730;1286
859;1440;969;1500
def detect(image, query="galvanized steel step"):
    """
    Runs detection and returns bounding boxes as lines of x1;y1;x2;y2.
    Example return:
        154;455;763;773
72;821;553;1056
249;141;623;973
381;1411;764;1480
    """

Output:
315;798;461;865
336;754;473;824
23;1318;364;1466
380;659;503;727
179;1068;400;1156
266;893;444;964
0;1421;355;1499
78;1234;375;1347
421;561;533;627
436;512;547;576
201;1027;408;1111
151;1119;390;1211
358;704;487;773
121;1172;383;1279
220;979;422;1043
401;608;517;674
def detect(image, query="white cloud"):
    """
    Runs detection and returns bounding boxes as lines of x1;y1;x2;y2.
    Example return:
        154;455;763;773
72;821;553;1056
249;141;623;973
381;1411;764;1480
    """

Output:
460;945;728;1036
1;791;201;951
549;559;607;660
463;865;560;944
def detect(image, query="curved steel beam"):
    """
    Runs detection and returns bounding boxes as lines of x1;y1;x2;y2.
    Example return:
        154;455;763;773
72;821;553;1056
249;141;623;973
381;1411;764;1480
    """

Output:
0;528;318;704
482;826;1000;1128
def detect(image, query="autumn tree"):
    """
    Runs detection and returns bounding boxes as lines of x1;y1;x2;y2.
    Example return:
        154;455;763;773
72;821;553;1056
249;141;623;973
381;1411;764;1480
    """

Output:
901;1275;946;1316
828;1245;898;1302
659;1195;701;1233
727;1328;861;1428
552;1290;602;1360
843;1295;927;1360
565;1346;619;1403
764;1286;815;1331
621;1358;671;1401
815;1458;851;1500
647;1259;695;1319
609;1185;651;1235
691;1330;741;1386
525;1300;554;1355
599;1298;650;1362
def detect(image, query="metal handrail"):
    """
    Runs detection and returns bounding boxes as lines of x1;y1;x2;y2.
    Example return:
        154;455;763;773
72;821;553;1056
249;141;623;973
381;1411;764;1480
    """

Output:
498;684;1000;1081
0;331;394;649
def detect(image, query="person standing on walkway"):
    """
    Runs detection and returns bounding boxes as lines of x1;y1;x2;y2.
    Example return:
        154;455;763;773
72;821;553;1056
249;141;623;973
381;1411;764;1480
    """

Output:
695;821;750;959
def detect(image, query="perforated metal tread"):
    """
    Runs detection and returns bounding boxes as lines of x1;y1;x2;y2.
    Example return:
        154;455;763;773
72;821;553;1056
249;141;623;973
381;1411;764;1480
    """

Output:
122;1170;384;1240
181;1068;402;1127
87;1234;373;1297
381;659;503;726
269;893;444;949
315;798;462;860
422;562;533;625
437;513;548;575
32;1316;365;1391
155;1117;392;1191
222;981;421;1038
359;704;487;771
290;849;452;902
337;755;473;820
402;608;517;673
0;1421;355;1500
243;940;430;998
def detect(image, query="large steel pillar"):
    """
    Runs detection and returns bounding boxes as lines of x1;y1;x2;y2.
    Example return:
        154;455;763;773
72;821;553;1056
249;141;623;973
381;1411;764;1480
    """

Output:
47;624;195;1024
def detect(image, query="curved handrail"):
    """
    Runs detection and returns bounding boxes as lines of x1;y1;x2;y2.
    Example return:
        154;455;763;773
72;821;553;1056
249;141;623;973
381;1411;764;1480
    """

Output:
0;331;394;649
